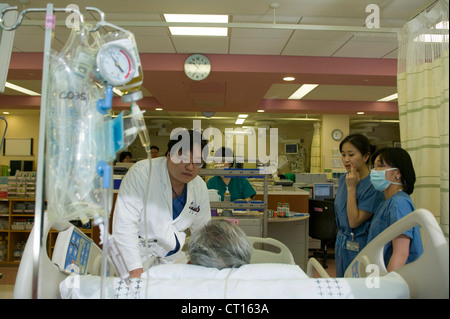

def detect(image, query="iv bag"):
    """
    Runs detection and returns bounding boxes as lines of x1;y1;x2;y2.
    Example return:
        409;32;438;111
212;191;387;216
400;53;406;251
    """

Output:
45;24;112;223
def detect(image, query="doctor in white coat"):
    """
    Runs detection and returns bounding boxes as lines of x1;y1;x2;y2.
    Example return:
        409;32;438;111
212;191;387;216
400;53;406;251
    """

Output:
113;129;211;278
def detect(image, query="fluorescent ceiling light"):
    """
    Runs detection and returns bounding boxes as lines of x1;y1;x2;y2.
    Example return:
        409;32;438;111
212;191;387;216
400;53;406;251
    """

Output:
155;108;163;111
164;14;228;36
288;84;318;100
235;118;245;125
377;93;398;101
357;111;365;115
168;26;227;36
283;77;295;81
164;14;228;23
257;109;265;113
238;114;248;118
5;82;40;96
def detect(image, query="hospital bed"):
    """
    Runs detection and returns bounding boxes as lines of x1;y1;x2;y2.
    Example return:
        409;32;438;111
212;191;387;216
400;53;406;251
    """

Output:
14;209;449;299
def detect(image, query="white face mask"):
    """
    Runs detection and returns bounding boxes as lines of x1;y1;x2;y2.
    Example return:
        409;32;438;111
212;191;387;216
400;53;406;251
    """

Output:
370;168;403;191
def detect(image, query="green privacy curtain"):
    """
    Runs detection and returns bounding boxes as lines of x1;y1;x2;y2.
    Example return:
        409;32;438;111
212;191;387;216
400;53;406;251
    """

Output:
397;0;449;239
310;123;321;173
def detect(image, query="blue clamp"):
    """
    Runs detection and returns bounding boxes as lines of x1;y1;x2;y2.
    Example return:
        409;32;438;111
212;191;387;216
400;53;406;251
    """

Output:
96;160;112;189
96;86;114;115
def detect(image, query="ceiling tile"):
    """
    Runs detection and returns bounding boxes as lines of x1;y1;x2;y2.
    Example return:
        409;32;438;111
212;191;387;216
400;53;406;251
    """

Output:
229;37;287;55
305;85;397;101
282;38;348;56
171;37;229;54
333;39;398;58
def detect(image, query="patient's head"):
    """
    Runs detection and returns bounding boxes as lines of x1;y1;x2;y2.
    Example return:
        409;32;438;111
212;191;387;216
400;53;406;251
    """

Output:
188;219;252;269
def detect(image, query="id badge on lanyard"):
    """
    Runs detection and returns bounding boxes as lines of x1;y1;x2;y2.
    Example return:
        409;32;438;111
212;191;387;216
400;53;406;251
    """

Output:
346;232;360;252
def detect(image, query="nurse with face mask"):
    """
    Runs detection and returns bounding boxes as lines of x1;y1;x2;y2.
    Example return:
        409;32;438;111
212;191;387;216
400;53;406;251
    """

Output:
367;147;423;272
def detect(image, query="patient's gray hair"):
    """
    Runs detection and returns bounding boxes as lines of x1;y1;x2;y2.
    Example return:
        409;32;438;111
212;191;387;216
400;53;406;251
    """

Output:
188;219;252;269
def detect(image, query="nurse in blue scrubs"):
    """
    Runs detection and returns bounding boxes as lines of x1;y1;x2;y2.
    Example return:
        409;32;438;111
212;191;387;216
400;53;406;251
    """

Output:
334;134;384;277
207;147;256;201
367;147;423;271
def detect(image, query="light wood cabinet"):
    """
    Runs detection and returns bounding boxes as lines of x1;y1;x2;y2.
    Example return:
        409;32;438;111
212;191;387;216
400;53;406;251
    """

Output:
0;198;94;265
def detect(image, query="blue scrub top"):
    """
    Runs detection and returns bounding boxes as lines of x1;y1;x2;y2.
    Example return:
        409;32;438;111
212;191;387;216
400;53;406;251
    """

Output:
367;190;423;267
166;185;187;257
334;173;384;276
207;176;256;201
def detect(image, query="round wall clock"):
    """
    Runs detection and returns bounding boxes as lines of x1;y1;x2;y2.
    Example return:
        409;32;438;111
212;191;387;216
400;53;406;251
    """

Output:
332;129;344;141
184;54;211;81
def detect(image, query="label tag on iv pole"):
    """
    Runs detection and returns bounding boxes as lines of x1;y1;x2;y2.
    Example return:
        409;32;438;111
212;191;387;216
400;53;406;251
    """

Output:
346;233;360;252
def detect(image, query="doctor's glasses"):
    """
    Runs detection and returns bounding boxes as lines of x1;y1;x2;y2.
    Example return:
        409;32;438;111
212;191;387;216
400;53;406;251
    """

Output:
170;153;204;168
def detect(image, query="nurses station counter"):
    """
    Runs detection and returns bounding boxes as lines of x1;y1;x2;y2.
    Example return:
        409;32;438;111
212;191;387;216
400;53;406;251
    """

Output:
255;186;310;270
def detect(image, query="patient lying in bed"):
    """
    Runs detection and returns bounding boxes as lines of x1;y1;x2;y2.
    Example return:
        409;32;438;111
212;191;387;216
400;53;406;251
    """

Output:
60;218;410;299
188;219;252;269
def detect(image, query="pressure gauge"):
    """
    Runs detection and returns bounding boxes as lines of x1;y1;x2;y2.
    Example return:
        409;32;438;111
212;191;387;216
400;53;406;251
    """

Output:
97;43;136;86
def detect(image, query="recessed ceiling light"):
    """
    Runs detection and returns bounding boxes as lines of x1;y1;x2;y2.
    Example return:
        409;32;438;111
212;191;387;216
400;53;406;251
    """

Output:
238;114;248;118
288;84;318;100
357;111;365;115
283;77;295;81
155;108;163;111
2;111;10;115
377;93;398;102
164;14;229;36
235;118;245;125
164;14;228;23
168;27;228;36
5;82;40;96
257;109;265;113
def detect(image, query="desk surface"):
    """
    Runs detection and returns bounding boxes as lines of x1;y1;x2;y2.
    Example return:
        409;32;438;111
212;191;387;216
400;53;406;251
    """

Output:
255;186;309;196
268;214;309;223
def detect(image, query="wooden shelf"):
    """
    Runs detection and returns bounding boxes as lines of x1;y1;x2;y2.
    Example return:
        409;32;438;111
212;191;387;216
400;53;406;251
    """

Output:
0;198;94;265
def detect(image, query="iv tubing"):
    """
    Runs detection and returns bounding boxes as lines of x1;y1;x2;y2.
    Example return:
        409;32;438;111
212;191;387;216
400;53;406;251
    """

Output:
143;145;152;299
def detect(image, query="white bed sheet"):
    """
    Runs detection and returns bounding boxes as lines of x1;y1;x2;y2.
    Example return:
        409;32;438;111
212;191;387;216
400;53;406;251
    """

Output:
60;263;409;299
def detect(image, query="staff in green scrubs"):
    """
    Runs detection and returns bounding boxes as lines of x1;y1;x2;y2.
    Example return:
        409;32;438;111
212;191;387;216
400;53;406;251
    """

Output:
207;147;256;201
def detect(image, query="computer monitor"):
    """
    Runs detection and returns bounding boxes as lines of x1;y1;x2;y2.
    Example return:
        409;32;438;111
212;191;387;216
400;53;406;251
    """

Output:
285;143;298;154
313;183;334;200
115;162;134;169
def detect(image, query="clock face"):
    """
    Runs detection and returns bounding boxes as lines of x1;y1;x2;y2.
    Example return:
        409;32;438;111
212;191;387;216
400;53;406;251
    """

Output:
332;129;343;141
184;54;211;81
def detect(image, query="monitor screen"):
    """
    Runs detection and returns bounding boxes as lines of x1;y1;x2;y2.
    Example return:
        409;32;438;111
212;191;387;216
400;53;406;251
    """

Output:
285;143;298;154
115;162;134;169
313;183;334;200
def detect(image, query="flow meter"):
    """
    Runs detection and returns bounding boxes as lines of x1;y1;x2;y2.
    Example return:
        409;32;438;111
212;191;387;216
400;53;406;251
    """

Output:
97;43;136;86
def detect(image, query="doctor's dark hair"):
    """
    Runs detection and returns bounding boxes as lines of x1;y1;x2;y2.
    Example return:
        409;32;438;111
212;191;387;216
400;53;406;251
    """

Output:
188;219;252;269
214;146;234;167
166;129;209;166
339;133;376;164
371;147;416;195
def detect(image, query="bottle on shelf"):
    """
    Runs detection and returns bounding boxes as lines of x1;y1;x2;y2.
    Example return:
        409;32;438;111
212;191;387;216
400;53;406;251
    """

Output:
13;240;25;261
0;236;7;261
224;186;231;202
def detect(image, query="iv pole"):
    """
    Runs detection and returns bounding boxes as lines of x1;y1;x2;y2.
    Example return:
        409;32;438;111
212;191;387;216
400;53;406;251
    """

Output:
0;3;84;299
31;3;53;300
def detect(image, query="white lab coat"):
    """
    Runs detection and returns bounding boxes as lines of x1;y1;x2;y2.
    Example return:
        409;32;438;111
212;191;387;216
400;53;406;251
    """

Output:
113;157;211;272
